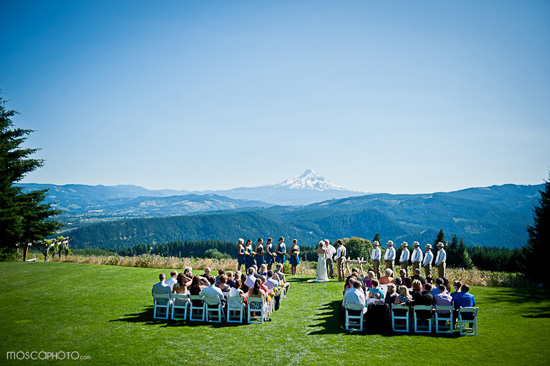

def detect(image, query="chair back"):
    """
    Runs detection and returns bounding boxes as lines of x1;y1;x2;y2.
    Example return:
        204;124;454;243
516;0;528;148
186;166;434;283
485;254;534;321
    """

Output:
154;293;171;306
172;293;188;306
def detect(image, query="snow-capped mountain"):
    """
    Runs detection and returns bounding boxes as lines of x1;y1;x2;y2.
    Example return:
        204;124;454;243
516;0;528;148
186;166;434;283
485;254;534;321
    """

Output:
212;170;366;205
272;169;349;191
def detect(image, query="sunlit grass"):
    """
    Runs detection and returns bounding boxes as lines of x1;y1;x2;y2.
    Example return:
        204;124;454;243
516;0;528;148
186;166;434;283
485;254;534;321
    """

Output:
1;262;549;365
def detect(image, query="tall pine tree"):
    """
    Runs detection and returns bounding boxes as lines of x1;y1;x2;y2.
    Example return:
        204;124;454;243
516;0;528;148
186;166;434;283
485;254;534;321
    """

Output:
524;173;550;285
0;97;61;252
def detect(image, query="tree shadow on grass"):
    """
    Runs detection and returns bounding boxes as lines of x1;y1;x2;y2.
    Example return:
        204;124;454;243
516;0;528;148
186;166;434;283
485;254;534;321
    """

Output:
485;287;550;318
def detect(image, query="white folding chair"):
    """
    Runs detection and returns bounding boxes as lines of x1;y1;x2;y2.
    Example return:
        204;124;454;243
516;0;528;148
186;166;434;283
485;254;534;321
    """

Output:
189;295;205;322
413;305;433;333
345;303;365;331
153;293;171;320
459;307;479;336
391;304;410;332
204;297;224;323
435;305;454;334
247;297;264;324
227;296;245;323
171;293;189;320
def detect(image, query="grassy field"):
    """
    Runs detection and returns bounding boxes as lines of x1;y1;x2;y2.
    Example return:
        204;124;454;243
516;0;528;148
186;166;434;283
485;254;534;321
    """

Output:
1;262;549;365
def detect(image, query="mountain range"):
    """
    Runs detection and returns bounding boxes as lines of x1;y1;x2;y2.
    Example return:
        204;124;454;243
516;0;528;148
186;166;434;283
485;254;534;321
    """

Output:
20;170;542;250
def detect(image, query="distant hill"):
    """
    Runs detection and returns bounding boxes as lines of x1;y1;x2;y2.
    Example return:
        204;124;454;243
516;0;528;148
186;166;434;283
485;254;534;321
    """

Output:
67;183;543;249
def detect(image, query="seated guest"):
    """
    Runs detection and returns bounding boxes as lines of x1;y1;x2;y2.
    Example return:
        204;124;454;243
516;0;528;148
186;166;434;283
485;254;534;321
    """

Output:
245;267;257;289
152;273;171;304
364;270;376;288
274;263;290;293
431;277;445;296
258;264;268;277
342;280;367;314
398;286;412;304
451;281;462;300
453;284;476;324
404;277;413;289
379;268;394;285
260;276;269;293
434;284;453;313
252;265;262;279
443;277;452;293
367;279;384;300
202;267;212;280
200;277;225;305
165;270;178;291
344;274;357;295
410;279;423;303
411;282;435;307
394;276;402;288
425;275;433;285
399;269;408;285
234;270;241;282
215;269;226;286
265;270;280;290
385;283;400;306
189;275;205;306
217;274;231;297
173;273;191;294
229;279;248;305
226;271;235;287
372;292;385;305
240;274;250;293
411;268;426;288
248;278;270;322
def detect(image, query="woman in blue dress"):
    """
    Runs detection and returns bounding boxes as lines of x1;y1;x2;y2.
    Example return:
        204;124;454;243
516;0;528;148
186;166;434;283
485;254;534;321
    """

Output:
264;237;275;271
289;239;300;276
244;239;255;270
275;237;286;265
255;238;265;267
237;238;245;272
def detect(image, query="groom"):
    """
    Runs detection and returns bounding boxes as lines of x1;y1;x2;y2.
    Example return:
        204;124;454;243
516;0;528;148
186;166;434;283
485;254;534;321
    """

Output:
335;239;347;282
324;239;336;279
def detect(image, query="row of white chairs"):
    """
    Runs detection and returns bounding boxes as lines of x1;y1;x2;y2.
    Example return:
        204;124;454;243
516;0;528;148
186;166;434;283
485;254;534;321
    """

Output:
153;287;285;324
345;303;478;336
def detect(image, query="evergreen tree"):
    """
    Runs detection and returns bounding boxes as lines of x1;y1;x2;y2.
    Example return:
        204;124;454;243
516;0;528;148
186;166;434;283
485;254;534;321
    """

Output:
458;239;474;269
0;97;61;250
524;173;550;285
434;229;446;246
372;233;381;244
447;234;459;268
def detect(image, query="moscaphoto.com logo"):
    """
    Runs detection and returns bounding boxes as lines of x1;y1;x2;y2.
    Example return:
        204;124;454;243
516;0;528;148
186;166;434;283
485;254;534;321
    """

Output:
7;351;90;361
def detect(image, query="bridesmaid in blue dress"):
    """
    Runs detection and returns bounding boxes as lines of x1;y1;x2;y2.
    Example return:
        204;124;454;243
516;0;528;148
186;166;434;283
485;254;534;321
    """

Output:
237;238;245;272
244;239;255;270
264;237;275;271
289;239;300;276
255;238;265;267
275;237;286;264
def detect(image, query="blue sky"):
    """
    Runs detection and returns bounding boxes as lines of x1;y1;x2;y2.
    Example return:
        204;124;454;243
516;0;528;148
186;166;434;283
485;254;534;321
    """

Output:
1;0;549;193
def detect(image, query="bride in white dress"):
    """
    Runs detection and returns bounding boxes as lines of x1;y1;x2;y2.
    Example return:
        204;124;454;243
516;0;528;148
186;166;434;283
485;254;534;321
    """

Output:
309;241;330;282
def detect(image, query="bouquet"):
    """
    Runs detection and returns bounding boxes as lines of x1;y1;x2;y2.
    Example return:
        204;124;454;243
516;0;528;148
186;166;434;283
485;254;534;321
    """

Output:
251;251;257;255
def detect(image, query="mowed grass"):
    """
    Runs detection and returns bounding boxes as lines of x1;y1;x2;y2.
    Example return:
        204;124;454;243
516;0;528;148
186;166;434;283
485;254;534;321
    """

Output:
1;262;549;365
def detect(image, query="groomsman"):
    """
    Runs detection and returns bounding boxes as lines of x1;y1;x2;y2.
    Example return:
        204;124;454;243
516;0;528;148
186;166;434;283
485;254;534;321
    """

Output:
370;241;381;279
411;241;423;272
423;244;434;277
335;239;347;282
384;240;396;270
324;240;336;279
435;242;447;278
399;242;410;273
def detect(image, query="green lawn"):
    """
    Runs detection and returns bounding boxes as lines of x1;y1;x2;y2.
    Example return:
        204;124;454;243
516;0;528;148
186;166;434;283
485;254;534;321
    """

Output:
1;262;549;365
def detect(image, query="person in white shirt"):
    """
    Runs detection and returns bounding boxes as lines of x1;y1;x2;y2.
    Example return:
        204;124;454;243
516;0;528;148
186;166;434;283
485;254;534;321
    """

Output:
324;239;336;279
334;239;347;282
435;242;447;278
384;240;396;271
411;242;423;272
399;242;410;272
199;277;225;306
165;270;178;292
370;241;382;279
245;267;257;289
423;244;434;277
342;280;367;315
